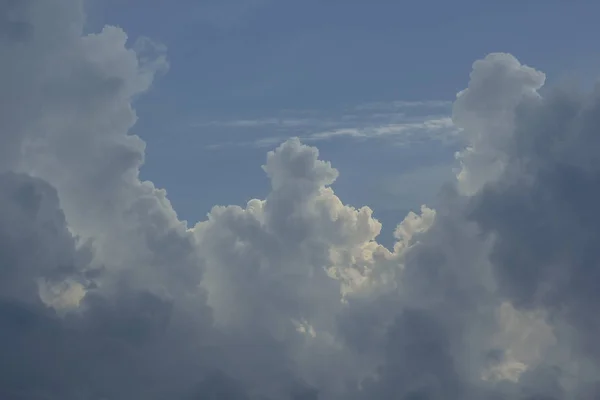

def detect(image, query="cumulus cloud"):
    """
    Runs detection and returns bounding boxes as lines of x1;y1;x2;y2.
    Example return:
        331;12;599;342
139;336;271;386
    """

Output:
2;1;600;399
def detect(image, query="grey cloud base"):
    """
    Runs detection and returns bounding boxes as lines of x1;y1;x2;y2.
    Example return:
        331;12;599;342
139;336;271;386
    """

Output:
1;1;600;399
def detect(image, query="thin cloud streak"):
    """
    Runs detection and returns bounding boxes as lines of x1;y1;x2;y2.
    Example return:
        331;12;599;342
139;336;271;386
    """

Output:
197;100;459;150
204;116;461;150
308;117;457;140
192;99;452;129
193;117;319;128
353;99;453;111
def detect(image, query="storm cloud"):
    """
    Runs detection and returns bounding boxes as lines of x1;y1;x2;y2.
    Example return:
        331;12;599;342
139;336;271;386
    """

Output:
1;1;600;399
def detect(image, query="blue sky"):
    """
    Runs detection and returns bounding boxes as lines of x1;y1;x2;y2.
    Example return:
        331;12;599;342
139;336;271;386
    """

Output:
86;0;600;246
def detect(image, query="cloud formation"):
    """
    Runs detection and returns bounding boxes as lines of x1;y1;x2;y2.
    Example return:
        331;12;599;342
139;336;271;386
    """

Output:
2;1;600;399
196;101;458;149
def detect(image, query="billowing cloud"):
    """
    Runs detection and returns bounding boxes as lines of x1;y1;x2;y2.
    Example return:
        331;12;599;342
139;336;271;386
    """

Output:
1;1;600;399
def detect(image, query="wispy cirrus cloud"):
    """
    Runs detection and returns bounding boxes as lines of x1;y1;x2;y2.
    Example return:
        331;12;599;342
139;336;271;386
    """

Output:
193;117;319;129
353;99;453;111
198;100;459;149
307;117;457;142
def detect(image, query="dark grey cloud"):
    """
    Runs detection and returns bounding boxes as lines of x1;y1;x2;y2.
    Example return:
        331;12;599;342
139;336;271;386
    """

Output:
1;0;600;399
336;53;600;399
466;71;600;397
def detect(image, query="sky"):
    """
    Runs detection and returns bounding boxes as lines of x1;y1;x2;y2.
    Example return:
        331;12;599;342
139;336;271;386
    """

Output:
86;0;600;247
4;1;600;399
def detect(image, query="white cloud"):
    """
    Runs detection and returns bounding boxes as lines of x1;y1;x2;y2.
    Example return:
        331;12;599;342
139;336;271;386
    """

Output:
193;117;318;128
202;115;460;149
354;99;453;111
2;2;600;399
192;97;457;151
305;116;458;143
453;53;546;195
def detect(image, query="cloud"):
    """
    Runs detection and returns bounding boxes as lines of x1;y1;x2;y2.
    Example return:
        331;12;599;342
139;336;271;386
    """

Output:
192;98;456;150
0;2;386;397
2;1;600;399
305;116;457;143
463;55;600;396
201;115;459;149
193;117;318;129
353;99;453;111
